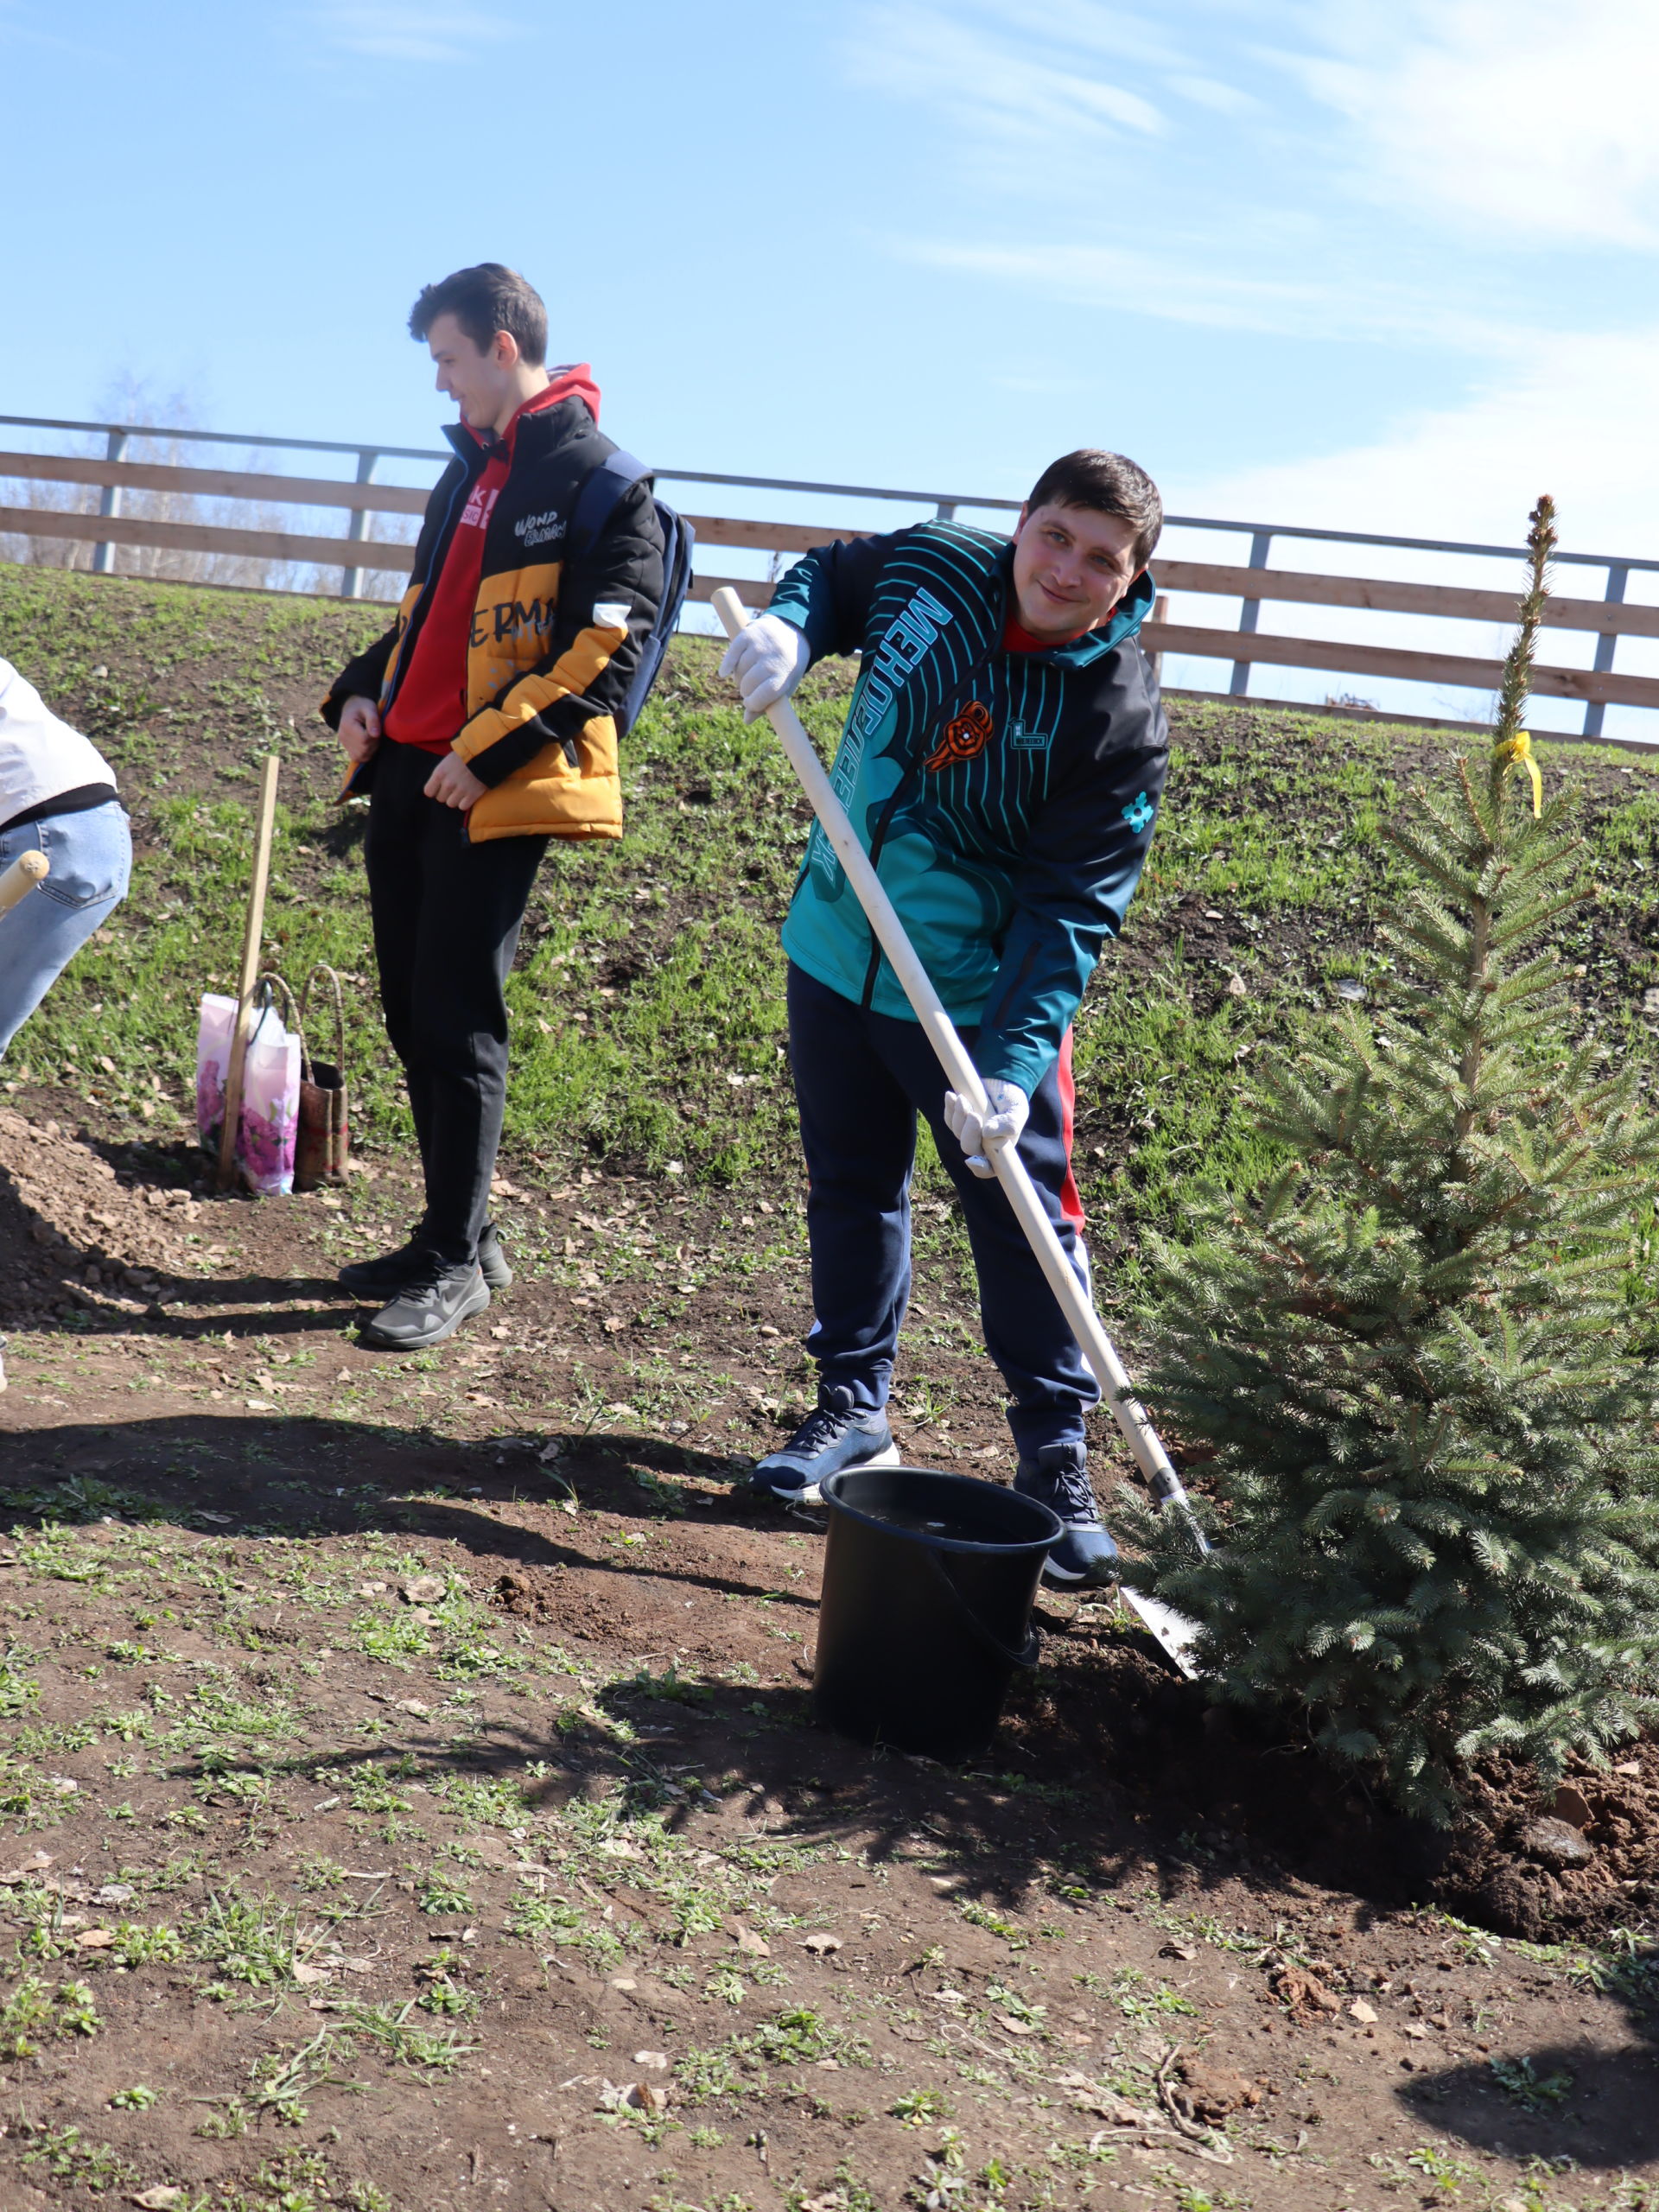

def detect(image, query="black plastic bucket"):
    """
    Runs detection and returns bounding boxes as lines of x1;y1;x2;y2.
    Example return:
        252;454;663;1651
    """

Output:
814;1465;1062;1760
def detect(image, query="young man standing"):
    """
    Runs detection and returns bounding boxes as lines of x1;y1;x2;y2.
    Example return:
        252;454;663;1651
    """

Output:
720;451;1166;1588
325;264;664;1349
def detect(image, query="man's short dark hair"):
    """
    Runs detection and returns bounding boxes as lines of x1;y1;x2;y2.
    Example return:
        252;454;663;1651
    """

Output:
409;264;548;367
1027;449;1162;569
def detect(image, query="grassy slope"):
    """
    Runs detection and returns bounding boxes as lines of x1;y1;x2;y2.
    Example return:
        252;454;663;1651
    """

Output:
5;560;1659;1312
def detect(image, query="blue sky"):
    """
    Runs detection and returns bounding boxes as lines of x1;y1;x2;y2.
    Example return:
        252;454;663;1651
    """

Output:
4;0;1658;724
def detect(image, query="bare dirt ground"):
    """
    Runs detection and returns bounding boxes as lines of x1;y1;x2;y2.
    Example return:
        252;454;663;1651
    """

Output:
0;1101;1656;2212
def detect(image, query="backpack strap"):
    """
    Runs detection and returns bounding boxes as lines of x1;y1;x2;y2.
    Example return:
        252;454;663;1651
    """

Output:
569;448;652;563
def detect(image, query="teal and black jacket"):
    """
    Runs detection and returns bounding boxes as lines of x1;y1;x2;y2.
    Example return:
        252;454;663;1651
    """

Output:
768;521;1168;1096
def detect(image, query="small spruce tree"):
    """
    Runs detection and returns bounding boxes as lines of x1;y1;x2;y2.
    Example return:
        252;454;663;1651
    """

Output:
1132;497;1659;1821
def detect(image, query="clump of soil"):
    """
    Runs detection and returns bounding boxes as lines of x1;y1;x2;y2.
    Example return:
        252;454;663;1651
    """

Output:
0;1108;218;1327
1005;1626;1659;1947
1433;1753;1659;1941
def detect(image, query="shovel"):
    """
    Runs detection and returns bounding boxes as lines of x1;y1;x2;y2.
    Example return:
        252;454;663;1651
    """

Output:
711;588;1207;1674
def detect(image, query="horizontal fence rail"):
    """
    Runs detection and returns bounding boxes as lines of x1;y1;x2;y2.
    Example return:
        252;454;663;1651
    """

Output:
2;413;1656;739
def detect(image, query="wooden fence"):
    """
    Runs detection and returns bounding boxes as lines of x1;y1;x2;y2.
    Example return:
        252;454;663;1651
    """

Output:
3;433;1657;731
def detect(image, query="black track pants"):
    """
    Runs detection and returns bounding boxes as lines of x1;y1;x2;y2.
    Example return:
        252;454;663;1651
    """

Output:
363;741;548;1263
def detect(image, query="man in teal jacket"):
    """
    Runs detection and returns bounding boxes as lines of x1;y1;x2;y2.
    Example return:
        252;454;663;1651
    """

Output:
721;448;1168;1587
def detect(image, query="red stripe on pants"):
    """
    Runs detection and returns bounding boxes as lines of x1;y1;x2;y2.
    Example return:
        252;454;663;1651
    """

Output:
1057;1028;1084;1230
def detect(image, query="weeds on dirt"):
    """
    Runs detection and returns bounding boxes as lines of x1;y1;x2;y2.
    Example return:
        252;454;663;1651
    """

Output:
0;1971;100;2054
188;1891;320;1990
1490;2054;1575;2112
21;2124;141;2194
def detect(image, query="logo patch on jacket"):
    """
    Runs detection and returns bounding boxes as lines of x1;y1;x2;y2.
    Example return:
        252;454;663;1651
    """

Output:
514;507;566;550
1008;717;1053;753
925;701;993;772
461;484;500;531
1122;791;1155;832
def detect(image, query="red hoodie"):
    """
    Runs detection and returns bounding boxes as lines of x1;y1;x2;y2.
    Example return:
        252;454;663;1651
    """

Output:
384;366;601;756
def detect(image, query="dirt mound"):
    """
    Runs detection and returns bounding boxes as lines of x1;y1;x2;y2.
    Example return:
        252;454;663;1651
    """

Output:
1434;1753;1659;1941
0;1109;220;1327
1009;1627;1659;1946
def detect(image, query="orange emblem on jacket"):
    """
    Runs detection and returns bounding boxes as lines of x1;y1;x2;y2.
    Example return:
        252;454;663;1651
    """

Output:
925;700;993;772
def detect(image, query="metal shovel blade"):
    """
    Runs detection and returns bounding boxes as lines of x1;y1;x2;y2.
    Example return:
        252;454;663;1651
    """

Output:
1118;1585;1205;1677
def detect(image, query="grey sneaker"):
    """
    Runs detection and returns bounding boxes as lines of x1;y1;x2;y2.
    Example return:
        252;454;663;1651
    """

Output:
749;1385;900;1504
359;1259;490;1351
340;1222;512;1300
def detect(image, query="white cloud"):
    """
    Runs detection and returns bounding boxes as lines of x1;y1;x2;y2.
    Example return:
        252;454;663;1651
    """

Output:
1164;73;1257;115
900;236;1510;351
849;3;1166;150
312;5;514;62
1176;325;1659;557
1154;329;1659;735
1281;0;1659;248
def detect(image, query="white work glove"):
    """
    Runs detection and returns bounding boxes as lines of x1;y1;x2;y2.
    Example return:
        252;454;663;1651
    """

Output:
719;613;811;723
943;1078;1029;1179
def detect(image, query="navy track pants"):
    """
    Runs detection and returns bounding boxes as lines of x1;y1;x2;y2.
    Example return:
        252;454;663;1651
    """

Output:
785;961;1099;1459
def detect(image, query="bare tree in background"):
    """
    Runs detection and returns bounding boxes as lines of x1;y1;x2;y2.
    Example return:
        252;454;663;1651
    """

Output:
0;374;416;598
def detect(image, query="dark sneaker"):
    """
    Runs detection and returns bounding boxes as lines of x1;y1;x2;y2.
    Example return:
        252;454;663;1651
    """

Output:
359;1259;490;1351
477;1223;512;1290
1015;1440;1119;1589
338;1233;433;1301
340;1222;511;1300
749;1385;900;1503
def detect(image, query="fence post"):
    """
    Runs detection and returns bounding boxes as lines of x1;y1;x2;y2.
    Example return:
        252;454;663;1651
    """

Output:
1229;530;1272;698
340;448;380;599
91;429;129;575
1149;593;1168;686
934;500;957;521
1582;563;1629;741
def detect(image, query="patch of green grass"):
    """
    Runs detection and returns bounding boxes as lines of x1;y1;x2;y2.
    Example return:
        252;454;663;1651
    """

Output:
111;1920;184;1966
430;1771;533;1827
340;1998;477;2071
505;1882;628;1967
0;1974;102;2056
957;1897;1029;1948
1491;2055;1574;2112
344;1759;412;1815
21;2124;138;2195
187;1891;317;1989
891;2087;952;2125
415;1869;474;1916
1100;1966;1200;2021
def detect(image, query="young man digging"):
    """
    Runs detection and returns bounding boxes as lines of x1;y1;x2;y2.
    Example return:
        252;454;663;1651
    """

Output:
324;263;664;1351
721;450;1167;1588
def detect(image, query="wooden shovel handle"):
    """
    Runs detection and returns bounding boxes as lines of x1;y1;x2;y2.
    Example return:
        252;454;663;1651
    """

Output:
0;849;49;919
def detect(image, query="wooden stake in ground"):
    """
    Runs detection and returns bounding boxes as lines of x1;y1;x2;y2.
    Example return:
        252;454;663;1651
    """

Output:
0;849;49;919
215;753;281;1192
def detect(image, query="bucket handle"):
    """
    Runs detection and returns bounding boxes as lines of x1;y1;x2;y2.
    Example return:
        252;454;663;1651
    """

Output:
925;1548;1041;1671
299;963;346;1077
256;969;308;1082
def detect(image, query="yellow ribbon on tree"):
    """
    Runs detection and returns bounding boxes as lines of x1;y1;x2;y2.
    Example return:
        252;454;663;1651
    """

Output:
1496;729;1541;817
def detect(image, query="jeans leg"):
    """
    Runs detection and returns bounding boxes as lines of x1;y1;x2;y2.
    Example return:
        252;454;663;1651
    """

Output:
786;963;918;1413
0;803;132;1059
